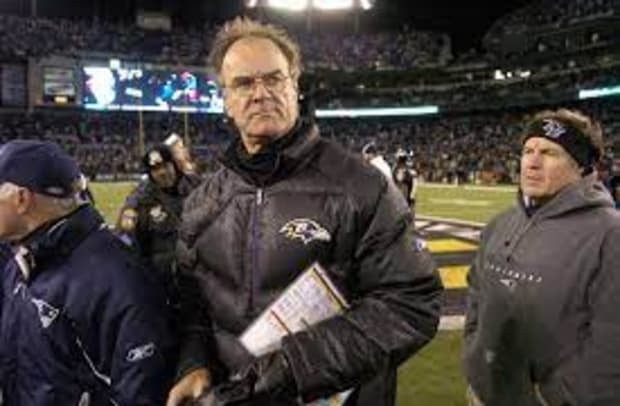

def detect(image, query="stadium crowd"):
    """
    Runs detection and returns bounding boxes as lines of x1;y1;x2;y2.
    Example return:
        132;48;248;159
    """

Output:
489;0;618;36
0;97;617;185
0;14;449;69
0;0;616;70
0;0;617;188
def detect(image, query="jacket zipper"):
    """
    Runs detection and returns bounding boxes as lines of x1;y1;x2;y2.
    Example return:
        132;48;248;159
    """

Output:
505;213;540;261
248;188;263;316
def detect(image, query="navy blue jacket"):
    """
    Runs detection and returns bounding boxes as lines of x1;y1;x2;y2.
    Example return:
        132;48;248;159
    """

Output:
0;244;10;269
0;205;176;405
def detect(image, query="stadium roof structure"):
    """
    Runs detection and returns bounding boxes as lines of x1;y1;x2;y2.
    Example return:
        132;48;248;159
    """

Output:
245;0;374;11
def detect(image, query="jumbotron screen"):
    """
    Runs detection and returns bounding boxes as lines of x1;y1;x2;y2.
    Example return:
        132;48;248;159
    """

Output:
82;66;224;113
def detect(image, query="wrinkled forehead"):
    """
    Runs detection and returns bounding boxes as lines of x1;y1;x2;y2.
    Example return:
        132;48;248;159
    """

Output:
221;37;291;80
522;136;566;153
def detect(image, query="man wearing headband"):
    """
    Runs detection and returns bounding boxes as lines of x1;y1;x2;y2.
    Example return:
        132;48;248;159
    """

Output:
463;109;620;405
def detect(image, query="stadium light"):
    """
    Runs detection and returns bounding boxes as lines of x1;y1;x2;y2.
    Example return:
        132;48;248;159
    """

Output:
85;103;439;117
579;85;620;100
268;0;309;11
315;106;439;118
109;59;121;70
313;0;354;10
256;0;372;10
360;0;373;9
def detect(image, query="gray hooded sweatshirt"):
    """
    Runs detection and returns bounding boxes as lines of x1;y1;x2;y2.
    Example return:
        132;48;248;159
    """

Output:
464;176;620;405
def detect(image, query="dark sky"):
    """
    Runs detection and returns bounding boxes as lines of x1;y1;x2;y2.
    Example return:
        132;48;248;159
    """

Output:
0;0;535;54
375;0;535;53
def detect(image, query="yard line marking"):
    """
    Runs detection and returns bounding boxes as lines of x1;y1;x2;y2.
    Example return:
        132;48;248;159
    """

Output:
427;239;478;253
428;198;492;207
438;266;470;289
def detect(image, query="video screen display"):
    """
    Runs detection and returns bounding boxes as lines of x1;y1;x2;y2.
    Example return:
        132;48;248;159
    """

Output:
43;66;76;104
83;66;224;113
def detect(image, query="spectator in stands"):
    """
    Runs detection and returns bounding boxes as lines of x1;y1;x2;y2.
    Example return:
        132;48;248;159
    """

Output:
464;109;620;405
0;101;616;186
0;14;448;69
0;140;176;405
166;17;441;406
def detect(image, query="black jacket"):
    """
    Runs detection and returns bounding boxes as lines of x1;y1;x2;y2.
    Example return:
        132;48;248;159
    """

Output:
176;122;442;405
0;243;10;268
134;174;201;299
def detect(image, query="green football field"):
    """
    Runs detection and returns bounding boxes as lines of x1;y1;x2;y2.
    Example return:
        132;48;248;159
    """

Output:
90;182;515;227
90;181;516;406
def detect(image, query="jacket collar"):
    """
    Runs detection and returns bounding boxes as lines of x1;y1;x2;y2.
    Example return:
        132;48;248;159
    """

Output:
13;205;104;280
518;175;614;220
220;119;321;187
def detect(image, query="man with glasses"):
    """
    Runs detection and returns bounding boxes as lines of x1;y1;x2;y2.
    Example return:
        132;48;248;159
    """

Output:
166;17;442;406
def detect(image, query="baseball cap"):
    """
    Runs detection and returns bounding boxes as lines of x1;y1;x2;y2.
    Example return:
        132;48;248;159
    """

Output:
142;144;175;172
0;140;81;198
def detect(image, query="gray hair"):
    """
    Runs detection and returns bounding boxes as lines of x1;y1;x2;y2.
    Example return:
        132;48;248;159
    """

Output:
208;17;302;85
0;182;21;200
0;181;82;215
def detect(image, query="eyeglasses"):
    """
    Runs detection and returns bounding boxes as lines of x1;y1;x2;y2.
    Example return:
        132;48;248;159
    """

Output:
226;72;290;97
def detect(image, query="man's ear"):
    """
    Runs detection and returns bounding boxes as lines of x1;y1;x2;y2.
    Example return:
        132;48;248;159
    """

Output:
14;188;34;215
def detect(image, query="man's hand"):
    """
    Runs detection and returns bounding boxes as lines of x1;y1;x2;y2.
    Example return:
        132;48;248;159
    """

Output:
166;368;211;406
210;351;296;405
252;350;295;398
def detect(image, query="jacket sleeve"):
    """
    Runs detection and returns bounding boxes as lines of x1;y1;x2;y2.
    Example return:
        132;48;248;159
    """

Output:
173;179;220;381
461;231;483;394
173;256;218;380
81;254;177;405
549;224;620;405
133;200;157;262
463;226;488;345
463;261;479;344
108;301;176;405
281;180;443;401
410;174;418;202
